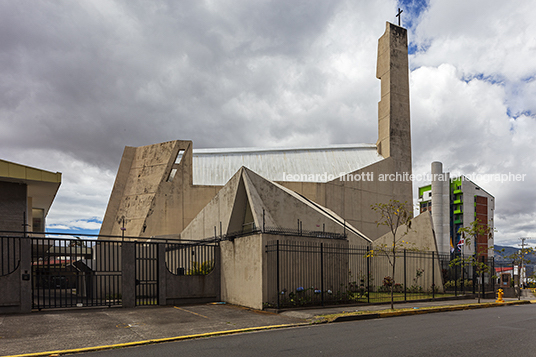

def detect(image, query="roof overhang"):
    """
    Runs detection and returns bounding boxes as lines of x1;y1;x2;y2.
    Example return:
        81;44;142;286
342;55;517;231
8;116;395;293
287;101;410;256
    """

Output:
0;159;62;216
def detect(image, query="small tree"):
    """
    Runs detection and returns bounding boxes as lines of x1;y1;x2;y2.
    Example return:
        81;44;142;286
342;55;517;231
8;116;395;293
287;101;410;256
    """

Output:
371;200;413;310
450;219;493;303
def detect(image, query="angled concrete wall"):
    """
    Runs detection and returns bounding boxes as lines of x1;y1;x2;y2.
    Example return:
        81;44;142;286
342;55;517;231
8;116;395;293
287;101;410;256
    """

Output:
100;141;221;239
373;212;444;293
374;211;438;252
278;157;413;243
220;234;265;310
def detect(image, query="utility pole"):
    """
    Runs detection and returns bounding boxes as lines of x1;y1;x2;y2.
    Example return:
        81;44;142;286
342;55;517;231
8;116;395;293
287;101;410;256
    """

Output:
520;237;527;288
519;237;535;288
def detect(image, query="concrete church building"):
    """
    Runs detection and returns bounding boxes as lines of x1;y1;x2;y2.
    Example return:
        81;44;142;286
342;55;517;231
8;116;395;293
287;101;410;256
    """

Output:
100;22;415;245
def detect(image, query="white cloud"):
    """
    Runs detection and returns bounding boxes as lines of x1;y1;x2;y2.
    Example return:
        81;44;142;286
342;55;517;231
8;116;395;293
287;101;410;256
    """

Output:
0;0;534;247
408;0;536;246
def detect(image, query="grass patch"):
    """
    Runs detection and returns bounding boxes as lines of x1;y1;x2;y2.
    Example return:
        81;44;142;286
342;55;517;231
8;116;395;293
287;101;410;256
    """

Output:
365;292;456;303
317;300;528;322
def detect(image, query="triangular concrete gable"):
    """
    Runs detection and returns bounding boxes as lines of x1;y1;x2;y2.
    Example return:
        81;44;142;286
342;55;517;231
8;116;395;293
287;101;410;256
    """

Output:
241;170;279;230
180;168;244;240
243;168;371;244
181;166;371;244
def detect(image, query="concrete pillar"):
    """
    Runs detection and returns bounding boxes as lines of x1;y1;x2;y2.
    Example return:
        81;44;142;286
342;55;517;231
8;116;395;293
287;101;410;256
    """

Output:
19;237;32;313
158;243;167;306
121;242;136;308
431;162;450;255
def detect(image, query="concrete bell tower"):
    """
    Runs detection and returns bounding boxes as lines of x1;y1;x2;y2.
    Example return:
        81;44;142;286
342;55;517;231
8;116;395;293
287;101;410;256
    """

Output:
376;22;412;175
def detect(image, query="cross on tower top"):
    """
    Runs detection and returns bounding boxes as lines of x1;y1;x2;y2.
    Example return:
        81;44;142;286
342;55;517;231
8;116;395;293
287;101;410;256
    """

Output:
396;8;403;26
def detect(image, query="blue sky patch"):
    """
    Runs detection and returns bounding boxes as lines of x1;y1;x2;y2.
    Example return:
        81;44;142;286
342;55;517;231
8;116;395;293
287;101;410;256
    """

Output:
46;217;102;238
461;73;505;86
397;0;429;29
397;0;429;55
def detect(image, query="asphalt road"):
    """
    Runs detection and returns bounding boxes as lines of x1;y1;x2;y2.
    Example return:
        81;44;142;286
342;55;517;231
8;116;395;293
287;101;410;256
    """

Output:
78;303;536;357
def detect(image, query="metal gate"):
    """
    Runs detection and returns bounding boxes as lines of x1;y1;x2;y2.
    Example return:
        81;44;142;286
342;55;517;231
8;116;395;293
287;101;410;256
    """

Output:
135;242;159;306
32;237;122;310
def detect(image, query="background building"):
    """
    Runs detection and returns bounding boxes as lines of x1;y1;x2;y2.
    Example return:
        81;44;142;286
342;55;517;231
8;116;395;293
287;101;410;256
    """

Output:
0;159;61;234
418;161;494;257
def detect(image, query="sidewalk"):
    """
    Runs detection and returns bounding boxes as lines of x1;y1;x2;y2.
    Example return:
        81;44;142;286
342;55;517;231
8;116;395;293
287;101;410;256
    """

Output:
1;294;533;357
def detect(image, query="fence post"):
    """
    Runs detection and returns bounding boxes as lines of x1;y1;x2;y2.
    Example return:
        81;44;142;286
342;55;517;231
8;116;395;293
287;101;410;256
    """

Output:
276;240;280;309
403;249;407;302
432;251;435;300
512;260;516;298
461;257;465;295
320;243;324;306
491;256;495;297
454;255;458;297
473;256;477;294
158;243;166;306
20;237;32;313
481;256;485;300
121;241;136;308
366;246;370;304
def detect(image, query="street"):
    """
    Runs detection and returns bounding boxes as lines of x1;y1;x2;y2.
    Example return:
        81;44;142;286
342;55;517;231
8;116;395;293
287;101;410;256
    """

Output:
78;303;536;357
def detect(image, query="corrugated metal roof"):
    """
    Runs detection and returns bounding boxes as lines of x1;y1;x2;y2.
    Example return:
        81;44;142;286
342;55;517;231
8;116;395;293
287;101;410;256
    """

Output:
192;143;383;186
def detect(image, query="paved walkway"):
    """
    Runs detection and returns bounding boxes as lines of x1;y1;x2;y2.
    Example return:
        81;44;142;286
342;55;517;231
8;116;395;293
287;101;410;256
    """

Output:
1;294;534;357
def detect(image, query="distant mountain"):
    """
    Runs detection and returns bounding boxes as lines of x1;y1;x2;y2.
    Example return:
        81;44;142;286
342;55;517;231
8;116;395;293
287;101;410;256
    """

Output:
494;245;536;263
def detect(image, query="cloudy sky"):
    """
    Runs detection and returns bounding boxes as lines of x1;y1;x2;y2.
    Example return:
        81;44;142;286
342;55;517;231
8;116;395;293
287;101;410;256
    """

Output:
1;0;534;247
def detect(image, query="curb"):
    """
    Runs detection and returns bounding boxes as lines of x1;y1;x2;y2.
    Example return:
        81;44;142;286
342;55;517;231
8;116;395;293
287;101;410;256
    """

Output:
3;323;308;357
330;300;531;323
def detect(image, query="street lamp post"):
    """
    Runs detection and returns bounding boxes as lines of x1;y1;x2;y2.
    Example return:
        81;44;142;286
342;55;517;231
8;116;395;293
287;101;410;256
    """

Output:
121;217;126;242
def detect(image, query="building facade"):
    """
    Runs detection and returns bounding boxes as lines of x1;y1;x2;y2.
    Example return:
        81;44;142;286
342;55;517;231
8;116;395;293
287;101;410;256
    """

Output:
418;162;494;257
0;159;61;234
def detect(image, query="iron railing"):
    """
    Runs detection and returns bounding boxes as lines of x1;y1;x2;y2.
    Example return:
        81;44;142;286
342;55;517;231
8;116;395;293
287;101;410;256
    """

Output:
32;237;122;310
0;236;20;277
135;242;158;306
265;240;496;308
166;242;216;276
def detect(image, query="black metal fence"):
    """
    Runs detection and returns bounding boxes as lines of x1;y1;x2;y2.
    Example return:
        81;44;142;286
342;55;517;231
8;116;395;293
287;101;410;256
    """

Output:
441;253;497;298
166;242;216;276
0;236;20;276
32;237;122;310
135;242;158;306
265;240;496;308
0;231;225;311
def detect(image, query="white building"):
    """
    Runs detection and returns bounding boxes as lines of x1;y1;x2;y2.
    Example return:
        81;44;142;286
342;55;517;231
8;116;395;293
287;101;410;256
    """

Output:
418;162;494;257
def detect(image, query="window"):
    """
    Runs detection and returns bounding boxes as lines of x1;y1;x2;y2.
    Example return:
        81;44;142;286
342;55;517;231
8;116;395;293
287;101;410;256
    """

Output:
167;149;185;182
32;208;45;232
